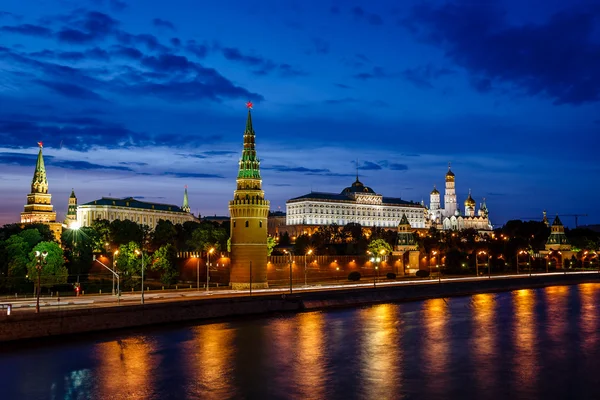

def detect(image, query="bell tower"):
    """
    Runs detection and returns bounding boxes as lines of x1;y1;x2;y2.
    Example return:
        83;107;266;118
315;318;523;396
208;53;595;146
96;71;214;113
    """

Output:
228;102;270;289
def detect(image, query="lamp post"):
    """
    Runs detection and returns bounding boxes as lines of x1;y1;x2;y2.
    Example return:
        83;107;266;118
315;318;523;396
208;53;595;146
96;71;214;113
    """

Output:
206;248;215;292
135;249;145;305
304;249;313;286
431;250;438;281
284;250;293;294
477;250;490;279
113;249;119;296
34;250;48;314
517;250;526;274
193;254;200;291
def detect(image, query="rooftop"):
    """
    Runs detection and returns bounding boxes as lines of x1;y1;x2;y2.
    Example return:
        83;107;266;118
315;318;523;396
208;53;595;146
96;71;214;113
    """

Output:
81;197;185;213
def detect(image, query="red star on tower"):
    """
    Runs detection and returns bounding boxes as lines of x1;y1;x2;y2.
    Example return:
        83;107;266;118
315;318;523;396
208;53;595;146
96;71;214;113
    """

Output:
37;141;43;148
246;101;253;109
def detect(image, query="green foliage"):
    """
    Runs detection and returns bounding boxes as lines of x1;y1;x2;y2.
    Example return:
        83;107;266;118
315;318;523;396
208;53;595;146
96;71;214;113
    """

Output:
267;236;277;256
91;219;112;251
348;271;361;281
62;226;97;277
279;232;291;247
151;220;177;251
152;244;178;285
115;242;151;289
188;222;228;252
111;219;144;247
416;270;430;278
367;239;393;257
4;229;45;277
26;241;68;287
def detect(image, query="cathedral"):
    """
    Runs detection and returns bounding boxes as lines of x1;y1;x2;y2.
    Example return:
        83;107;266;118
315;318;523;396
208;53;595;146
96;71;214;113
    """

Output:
427;164;493;232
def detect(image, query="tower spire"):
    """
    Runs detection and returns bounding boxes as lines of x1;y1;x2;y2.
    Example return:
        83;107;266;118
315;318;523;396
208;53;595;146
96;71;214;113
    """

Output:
236;102;262;186
356;158;359;182
182;185;190;213
31;141;48;194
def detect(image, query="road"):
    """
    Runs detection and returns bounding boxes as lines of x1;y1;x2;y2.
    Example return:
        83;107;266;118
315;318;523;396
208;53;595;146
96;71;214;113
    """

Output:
2;270;597;314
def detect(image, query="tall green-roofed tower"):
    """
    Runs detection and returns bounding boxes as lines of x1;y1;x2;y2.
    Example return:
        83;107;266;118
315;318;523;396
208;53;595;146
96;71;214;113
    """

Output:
182;185;191;213
228;102;270;289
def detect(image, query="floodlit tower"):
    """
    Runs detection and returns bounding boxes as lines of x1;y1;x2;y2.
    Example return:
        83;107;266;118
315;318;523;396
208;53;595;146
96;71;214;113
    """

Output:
444;163;457;217
182;185;191;213
228;102;270;289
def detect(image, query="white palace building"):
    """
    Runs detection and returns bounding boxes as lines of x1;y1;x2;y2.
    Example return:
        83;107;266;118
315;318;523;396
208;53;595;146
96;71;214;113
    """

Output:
285;177;428;230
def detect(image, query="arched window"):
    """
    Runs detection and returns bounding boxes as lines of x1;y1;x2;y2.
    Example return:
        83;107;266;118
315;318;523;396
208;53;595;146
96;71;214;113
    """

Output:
245;221;249;227
233;221;236;228
259;221;263;228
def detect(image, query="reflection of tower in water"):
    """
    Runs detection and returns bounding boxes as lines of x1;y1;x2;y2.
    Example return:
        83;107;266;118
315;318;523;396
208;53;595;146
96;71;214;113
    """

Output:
422;298;450;397
512;289;539;395
471;293;498;392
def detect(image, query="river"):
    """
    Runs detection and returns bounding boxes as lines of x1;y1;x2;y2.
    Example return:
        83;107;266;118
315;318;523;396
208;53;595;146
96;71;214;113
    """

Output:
1;283;599;399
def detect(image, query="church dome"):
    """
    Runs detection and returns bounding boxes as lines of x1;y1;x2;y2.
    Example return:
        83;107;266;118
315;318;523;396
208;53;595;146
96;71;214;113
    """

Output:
464;192;476;207
430;186;440;195
341;177;375;194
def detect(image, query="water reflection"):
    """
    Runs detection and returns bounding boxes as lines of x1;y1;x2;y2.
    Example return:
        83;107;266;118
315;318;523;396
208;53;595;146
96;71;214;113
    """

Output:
422;298;450;397
512;289;538;394
294;312;326;399
579;283;599;354
187;323;237;399
471;293;497;392
94;336;156;399
359;304;402;399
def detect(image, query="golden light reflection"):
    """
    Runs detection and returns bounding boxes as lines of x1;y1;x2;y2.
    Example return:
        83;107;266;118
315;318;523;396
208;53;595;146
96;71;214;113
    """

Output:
513;289;538;392
94;336;156;399
578;283;600;354
471;293;497;392
545;286;569;341
294;312;326;399
423;298;449;397
188;323;236;400
359;304;401;399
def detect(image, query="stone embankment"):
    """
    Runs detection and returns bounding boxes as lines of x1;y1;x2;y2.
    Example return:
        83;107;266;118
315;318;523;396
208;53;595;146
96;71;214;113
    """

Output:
1;273;598;343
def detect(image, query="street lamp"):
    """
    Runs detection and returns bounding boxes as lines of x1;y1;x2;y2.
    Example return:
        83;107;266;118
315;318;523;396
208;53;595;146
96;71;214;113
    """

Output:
283;249;293;294
517;250;528;274
207;248;215;292
113;249;119;295
192;254;200;291
34;250;48;313
71;222;81;283
477;250;491;278
304;249;313;286
135;249;145;305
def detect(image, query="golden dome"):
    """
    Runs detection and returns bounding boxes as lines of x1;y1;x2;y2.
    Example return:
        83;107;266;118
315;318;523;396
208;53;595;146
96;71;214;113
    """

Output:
464;192;476;207
430;186;440;195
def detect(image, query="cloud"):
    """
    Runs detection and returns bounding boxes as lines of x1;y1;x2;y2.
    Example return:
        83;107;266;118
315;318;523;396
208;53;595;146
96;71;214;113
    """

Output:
56;11;119;44
176;153;207;159
221;47;264;66
50;160;133;171
388;163;409;171
152;18;175;31
305;172;355;177
406;3;600;104
1;24;53;37
334;83;352;89
402;64;455;89
351;6;383;26
0;152;54;166
263;165;329;173
119;161;148;166
34;80;105;101
163;172;224;179
218;45;307;77
185;40;209;58
353;66;389;80
360;161;383;170
202;150;237;156
110;45;143;59
270;183;292;187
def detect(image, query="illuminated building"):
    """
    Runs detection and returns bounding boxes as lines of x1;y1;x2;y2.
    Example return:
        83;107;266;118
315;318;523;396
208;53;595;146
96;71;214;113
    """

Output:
285;176;427;234
20;142;62;241
228;102;270;289
428;164;493;232
64;189;79;229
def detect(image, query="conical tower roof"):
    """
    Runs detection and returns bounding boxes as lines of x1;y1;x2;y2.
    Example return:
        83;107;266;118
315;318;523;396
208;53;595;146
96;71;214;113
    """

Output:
552;215;563;226
70;189;76;198
399;213;410;226
237;102;262;183
182;185;190;213
31;142;48;194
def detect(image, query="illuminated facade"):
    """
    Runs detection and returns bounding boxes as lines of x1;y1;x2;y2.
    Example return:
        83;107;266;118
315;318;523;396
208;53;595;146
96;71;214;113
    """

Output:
228;103;270;289
428;164;493;232
77;193;197;229
286;177;427;230
20;142;62;241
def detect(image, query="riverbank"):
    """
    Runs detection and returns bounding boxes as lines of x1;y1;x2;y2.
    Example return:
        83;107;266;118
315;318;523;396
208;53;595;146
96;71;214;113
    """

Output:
1;273;598;343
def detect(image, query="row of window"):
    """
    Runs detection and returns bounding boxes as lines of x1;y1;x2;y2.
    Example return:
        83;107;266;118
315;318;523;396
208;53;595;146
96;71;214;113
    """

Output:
233;220;263;228
287;218;426;228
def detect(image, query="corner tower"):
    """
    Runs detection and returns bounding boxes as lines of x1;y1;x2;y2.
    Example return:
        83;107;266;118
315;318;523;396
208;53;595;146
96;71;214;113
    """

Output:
64;189;79;229
228;102;270;289
20;142;62;241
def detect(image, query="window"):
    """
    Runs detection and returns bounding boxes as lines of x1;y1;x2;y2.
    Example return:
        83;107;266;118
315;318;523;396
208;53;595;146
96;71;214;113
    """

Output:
234;221;236;228
245;221;249;227
259;221;263;228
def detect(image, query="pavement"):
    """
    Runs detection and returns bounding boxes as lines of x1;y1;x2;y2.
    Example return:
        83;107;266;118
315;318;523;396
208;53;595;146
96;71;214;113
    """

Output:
1;270;598;314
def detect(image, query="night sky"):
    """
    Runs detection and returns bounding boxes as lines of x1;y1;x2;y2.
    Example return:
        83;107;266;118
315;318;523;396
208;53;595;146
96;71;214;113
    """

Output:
1;0;599;227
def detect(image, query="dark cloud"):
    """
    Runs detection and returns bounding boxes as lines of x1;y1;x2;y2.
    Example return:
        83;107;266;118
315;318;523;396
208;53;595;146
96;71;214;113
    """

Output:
353;66;389;80
170;37;181;47
401;153;420;157
119;161;148;166
334;83;352;89
110;45;142;59
402;64;455;89
202;150;237;156
1;24;53;37
351;6;383;26
406;3;600;104
57;11;119;44
185;40;209;58
360;161;383;170
221;47;264;66
305;172;355;177
30;47;110;62
270;183;292;187
163;172;224;179
218;45;307;78
34;80;105;101
263;165;329;173
388;163;409;171
152;18;175;31
278;63;308;77
176;153;207;159
0;152;54;166
110;0;127;11
50;160;133;171
356;54;369;62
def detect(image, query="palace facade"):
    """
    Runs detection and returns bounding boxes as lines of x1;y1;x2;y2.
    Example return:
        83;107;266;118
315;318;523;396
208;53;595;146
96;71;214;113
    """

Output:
285;177;427;234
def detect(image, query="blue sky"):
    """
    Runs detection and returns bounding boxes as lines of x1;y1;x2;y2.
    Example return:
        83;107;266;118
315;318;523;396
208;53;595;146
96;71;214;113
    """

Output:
1;0;599;227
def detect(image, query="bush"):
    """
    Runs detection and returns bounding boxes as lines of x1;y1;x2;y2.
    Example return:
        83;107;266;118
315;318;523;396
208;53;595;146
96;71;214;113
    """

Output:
386;272;396;279
415;270;430;278
348;271;361;281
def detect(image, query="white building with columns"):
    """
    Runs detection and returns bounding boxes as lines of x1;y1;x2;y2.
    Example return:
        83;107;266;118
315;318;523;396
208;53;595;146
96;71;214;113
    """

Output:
286;177;427;229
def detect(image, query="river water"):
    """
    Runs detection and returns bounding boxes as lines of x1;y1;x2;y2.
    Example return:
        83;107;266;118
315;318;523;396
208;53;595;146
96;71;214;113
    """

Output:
2;284;600;400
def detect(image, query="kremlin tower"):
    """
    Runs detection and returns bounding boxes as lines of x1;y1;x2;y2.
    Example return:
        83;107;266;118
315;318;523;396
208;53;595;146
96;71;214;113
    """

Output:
21;142;62;241
444;163;457;217
228;102;270;289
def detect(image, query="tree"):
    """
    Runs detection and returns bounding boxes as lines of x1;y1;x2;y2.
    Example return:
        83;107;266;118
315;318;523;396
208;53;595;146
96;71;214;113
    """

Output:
115;242;151;289
188;223;228;252
3;229;44;278
267;236;277;256
110;220;144;247
367;238;393;257
91;219;112;252
62;226;97;280
151;220;177;251
152;244;178;285
26;241;68;288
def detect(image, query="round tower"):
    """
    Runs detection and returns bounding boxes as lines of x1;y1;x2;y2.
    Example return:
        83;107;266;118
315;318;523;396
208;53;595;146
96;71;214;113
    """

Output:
229;102;270;289
444;162;457;217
